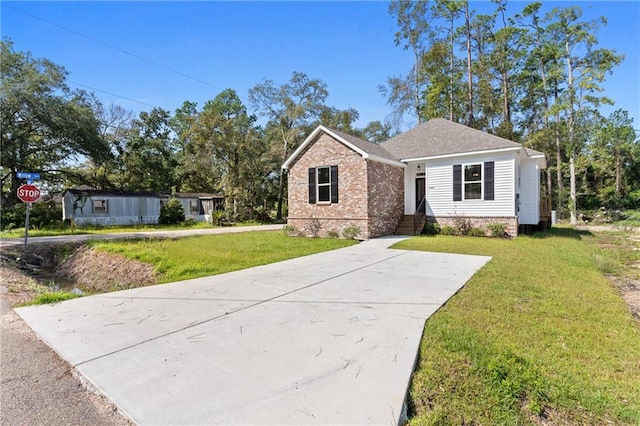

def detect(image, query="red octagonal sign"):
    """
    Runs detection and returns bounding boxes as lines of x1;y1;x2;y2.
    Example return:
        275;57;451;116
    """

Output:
17;184;41;203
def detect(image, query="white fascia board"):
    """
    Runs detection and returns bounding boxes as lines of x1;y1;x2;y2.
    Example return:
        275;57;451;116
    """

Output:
282;125;405;169
523;150;547;169
282;125;369;170
282;125;325;170
364;154;407;168
401;146;521;163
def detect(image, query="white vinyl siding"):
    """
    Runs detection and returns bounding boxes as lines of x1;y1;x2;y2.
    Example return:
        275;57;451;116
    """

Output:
425;152;515;217
518;158;540;224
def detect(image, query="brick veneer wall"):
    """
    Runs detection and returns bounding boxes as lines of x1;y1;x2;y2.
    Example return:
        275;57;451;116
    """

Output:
287;132;404;239
430;215;518;237
366;160;404;237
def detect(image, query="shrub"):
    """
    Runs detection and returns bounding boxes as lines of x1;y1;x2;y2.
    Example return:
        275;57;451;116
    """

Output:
304;218;322;238
624;190;640;209
468;227;486;237
209;210;227;226
342;226;361;240
1;201;63;231
440;225;456;235
327;230;340;239
452;215;472;236
422;222;441;235
282;224;299;237
487;222;508;238
158;198;185;225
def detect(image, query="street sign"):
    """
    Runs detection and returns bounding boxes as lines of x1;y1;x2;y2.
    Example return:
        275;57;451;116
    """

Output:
16;172;41;180
17;184;41;203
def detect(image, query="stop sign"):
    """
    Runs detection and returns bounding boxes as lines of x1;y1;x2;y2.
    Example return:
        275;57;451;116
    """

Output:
17;184;41;203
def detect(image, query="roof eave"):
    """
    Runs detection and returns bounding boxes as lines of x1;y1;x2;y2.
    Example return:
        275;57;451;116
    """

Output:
363;153;407;168
401;146;522;163
282;125;386;170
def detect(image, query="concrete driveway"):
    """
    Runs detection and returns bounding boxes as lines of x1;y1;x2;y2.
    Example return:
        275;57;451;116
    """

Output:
16;236;490;425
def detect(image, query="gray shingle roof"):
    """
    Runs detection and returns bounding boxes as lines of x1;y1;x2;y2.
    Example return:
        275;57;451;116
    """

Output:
381;118;543;159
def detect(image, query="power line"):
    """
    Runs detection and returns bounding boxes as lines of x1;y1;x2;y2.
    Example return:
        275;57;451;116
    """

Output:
5;4;228;94
68;80;159;109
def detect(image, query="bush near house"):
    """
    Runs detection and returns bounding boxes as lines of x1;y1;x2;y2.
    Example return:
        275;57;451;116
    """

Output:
342;226;361;240
158;198;185;225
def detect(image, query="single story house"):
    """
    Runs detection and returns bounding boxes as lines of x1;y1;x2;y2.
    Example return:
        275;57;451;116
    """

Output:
283;118;550;239
62;189;224;226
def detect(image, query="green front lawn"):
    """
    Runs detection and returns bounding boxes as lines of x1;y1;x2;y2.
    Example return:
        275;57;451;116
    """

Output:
393;228;640;424
90;231;357;283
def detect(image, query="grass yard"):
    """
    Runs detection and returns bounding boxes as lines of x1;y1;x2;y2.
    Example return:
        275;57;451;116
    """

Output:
393;227;640;425
89;231;357;283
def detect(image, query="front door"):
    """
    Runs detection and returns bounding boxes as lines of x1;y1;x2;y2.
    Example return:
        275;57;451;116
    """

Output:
415;177;426;213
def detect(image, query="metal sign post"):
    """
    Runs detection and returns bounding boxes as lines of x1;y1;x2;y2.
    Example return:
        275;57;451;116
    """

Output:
16;172;41;264
23;203;31;262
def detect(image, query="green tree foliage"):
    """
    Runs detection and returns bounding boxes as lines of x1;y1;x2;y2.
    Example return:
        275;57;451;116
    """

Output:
0;39;110;208
249;71;330;220
120;108;179;192
590;110;639;207
158;198;185;225
384;1;630;216
361;121;397;143
545;6;624;223
170;101;207;192
193;89;268;220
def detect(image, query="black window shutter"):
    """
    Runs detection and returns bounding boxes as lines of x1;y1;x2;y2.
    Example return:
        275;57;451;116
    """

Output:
484;161;495;201
308;168;316;204
453;164;462;201
330;165;339;203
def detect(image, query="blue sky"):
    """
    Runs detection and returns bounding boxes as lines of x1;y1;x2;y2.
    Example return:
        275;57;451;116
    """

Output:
2;1;639;131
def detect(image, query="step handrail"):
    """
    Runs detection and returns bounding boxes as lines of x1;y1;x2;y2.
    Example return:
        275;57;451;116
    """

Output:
413;197;426;235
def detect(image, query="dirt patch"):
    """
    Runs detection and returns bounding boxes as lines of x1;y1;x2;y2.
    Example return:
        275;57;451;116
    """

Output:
584;226;640;322
57;245;158;293
608;275;640;322
1;242;158;306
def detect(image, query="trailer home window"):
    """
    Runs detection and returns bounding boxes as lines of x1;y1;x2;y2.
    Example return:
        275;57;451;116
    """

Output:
189;200;199;214
93;200;108;214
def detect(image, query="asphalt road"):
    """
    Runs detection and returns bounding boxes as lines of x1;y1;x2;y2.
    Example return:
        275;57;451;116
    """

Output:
0;224;280;425
0;224;283;248
0;292;132;425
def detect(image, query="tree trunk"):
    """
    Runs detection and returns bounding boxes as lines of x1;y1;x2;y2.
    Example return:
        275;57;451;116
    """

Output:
502;70;511;128
414;50;423;124
569;154;577;224
615;150;622;198
276;131;290;221
554;86;563;215
276;171;285;221
449;15;454;121
465;1;474;127
566;41;577;225
555;122;563;214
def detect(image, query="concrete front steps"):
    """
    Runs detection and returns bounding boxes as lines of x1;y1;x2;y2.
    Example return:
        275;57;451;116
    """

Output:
395;214;427;236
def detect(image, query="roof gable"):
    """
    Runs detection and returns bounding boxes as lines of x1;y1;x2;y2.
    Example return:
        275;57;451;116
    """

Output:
381;118;541;160
282;125;404;169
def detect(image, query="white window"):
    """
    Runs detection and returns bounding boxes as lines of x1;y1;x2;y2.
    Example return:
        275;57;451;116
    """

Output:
93;199;108;214
464;164;482;200
317;166;331;203
189;200;199;214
